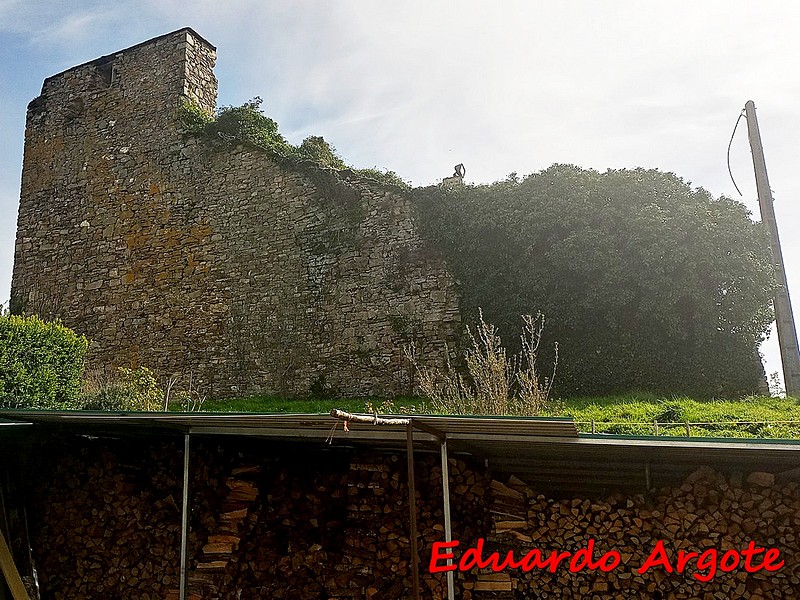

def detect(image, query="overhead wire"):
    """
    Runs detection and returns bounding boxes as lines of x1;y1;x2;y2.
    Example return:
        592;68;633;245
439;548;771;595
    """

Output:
727;108;746;197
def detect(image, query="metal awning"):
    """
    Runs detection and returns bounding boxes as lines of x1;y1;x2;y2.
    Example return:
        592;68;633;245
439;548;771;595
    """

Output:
0;410;578;438
3;410;800;494
3;410;800;600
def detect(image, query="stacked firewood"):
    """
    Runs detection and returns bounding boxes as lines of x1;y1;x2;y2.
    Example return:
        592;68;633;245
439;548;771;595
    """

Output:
216;454;351;600
479;466;800;599
32;440;183;600
415;454;494;600
29;437;800;599
342;456;411;598
168;457;263;600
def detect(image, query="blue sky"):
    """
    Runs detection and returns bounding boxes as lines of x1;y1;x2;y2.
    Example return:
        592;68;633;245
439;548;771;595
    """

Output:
2;0;800;389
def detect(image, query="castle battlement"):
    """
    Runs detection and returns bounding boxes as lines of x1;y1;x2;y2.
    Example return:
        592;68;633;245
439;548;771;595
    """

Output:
29;28;216;125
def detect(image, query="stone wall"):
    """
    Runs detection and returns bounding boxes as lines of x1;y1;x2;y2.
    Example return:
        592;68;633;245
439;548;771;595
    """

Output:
12;28;461;397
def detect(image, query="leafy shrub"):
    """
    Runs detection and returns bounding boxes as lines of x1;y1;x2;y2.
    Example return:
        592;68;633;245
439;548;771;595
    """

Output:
182;97;290;153
179;100;214;134
81;366;163;411
0;314;88;409
352;167;410;190
297;136;348;170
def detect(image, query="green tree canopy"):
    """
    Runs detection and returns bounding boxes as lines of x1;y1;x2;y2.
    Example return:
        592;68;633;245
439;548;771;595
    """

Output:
413;164;777;398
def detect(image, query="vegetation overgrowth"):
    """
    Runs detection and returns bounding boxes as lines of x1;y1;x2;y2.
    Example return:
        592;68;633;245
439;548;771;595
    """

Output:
410;309;556;416
81;366;164;411
180;99;777;401
0;312;179;411
1;314;795;440
180;97;409;190
412;166;777;399
1;103;782;427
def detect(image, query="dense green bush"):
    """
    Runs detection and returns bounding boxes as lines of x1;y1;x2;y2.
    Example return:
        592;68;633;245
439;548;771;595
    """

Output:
81;366;164;411
0;314;88;409
413;165;777;398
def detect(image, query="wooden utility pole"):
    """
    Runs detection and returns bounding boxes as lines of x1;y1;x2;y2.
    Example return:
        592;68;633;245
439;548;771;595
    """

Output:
744;100;800;397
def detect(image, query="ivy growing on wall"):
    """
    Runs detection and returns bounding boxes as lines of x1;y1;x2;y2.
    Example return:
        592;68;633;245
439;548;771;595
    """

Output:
180;97;409;192
180;97;412;255
411;165;777;399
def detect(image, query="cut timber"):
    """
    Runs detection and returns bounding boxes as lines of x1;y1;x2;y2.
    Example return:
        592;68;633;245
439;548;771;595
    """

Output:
490;480;525;502
330;409;411;426
202;533;241;554
0;529;31;600
195;560;228;570
231;465;262;477
494;520;528;532
225;479;259;502
475;572;513;592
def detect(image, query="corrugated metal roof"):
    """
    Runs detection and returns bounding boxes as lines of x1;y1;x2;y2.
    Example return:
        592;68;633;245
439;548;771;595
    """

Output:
3;411;800;494
0;410;579;440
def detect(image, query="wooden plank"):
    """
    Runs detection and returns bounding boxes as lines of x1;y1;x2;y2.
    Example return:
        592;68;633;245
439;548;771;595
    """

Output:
0;529;30;600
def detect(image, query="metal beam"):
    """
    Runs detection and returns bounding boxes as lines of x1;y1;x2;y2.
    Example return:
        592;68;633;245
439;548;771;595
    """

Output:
440;438;455;600
406;423;420;600
179;433;190;600
412;419;445;441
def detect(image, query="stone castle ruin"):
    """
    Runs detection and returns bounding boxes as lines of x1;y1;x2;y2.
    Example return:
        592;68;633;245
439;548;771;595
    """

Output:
12;28;461;397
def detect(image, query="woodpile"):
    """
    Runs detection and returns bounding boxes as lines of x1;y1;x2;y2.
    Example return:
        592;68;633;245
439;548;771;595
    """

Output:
416;455;493;600
173;456;264;600
184;451;491;599
32;441;183;599
26;436;800;599
478;466;800;599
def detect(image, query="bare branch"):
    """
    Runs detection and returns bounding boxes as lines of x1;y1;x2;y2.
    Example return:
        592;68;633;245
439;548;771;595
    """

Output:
330;409;411;426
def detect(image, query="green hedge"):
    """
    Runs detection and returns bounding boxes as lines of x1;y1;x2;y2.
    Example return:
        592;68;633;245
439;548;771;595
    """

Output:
0;314;88;409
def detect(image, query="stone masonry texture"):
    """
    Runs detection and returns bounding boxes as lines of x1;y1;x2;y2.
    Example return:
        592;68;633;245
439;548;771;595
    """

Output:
12;28;462;398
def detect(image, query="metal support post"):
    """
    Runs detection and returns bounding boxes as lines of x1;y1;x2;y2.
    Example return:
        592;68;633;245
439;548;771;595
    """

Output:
406;423;421;600
179;433;190;600
440;438;455;600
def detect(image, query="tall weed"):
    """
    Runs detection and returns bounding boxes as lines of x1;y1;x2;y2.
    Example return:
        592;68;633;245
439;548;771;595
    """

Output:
410;309;556;416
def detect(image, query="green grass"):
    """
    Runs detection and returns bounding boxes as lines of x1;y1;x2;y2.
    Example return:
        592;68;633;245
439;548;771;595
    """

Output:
201;396;424;414
545;393;800;438
199;393;800;439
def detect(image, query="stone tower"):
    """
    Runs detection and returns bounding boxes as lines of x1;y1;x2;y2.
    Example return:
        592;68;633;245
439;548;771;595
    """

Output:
12;28;461;398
